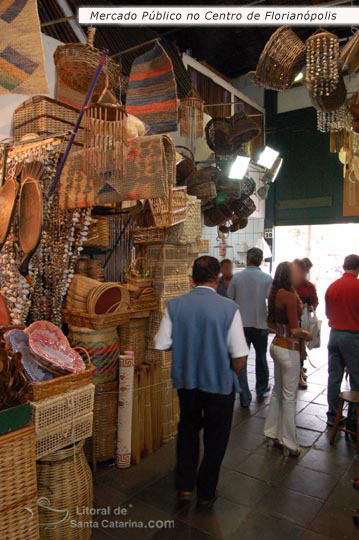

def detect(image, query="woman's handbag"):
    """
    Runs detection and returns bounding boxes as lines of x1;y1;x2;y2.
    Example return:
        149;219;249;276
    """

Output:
302;307;321;350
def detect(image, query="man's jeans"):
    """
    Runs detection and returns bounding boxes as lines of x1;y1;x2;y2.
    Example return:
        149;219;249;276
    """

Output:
327;329;359;423
239;327;269;407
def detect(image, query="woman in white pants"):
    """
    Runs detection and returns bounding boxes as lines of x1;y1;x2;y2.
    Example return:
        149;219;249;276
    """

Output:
264;262;313;456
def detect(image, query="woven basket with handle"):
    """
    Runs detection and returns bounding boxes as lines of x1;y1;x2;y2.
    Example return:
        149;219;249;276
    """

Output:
249;26;306;91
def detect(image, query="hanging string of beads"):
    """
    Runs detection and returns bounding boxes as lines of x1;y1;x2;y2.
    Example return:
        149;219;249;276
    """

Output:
306;31;340;97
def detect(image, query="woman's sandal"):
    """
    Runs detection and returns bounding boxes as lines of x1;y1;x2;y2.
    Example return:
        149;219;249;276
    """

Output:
266;437;282;449
283;446;301;458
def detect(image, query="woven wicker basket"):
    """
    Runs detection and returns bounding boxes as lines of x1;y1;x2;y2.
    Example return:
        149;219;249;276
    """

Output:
149;186;188;228
0;426;39;540
131;227;165;245
37;441;93;540
31;384;95;434
149;260;188;280
54;28;120;97
309;75;347;112
145;348;172;368
165;195;202;245
69;326;120;385
90;381;118;464
28;363;95;402
147;244;188;262
13;96;84;146
249;27;306;91
119;318;148;366
83;216;110;249
35;412;93;460
62;309;131;330
153;279;190;297
130;295;159;313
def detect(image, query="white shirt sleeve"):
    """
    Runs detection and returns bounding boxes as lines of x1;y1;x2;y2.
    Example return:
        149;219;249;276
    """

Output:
154;308;172;350
228;309;249;358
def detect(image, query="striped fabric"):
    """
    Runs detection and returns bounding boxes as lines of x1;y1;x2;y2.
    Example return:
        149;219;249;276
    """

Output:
0;0;48;95
126;43;178;135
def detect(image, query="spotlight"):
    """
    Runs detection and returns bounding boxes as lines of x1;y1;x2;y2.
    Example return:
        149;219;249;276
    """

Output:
257;146;279;169
294;71;304;83
229;156;250;180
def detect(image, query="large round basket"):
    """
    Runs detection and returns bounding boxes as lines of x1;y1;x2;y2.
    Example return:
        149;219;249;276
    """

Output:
249;26;306;91
37;441;93;540
68;325;120;384
54;29;120;97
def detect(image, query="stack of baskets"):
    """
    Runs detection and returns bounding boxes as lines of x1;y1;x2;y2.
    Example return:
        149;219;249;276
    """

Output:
31;383;95;460
0;426;39;539
68;326;121;465
64;274;130;329
165;195;201;245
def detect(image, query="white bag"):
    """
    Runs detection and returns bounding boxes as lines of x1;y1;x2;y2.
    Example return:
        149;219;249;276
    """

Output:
302;307;321;350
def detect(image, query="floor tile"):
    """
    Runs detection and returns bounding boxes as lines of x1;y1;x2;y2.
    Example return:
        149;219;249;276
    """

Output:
297;391;323;403
257;486;323;527
150;520;213;540
312;394;329;407
222;447;252;470
295;413;327;433
301;532;332;540
279;466;338;500
300;448;354;477
235;451;297;485
309;501;359;540
136;473;185;516
314;431;356;455
229;511;304;540
218;470;271;506
297;428;321;448
177;497;251;539
302;403;329;417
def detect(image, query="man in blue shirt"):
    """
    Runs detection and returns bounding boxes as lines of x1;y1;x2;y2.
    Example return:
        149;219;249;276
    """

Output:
227;248;273;407
155;256;248;507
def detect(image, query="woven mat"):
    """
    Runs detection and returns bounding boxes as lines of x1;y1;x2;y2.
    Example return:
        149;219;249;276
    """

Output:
120;134;175;201
59;149;123;209
0;0;48;95
126;43;178;135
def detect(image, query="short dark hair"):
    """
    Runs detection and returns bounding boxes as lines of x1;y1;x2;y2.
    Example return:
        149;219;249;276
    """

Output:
220;258;232;267
302;257;313;271
193;256;220;284
247;248;263;267
343;254;359;271
293;258;307;273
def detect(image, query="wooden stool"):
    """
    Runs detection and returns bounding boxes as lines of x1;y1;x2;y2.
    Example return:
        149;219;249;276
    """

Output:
330;391;359;452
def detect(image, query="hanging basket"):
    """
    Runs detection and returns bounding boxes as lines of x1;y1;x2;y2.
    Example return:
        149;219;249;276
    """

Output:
187;167;217;205
204;201;233;227
83;94;128;178
248;27;306;91
309;75;347;113
348;92;359;134
54;28;121;97
179;92;204;139
176;145;196;185
126;256;153;288
205;113;260;155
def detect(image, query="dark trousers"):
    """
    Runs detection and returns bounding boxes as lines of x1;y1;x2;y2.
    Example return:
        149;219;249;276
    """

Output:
238;327;269;406
327;329;359;422
176;388;235;500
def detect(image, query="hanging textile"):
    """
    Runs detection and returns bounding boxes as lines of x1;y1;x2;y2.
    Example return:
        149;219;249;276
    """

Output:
0;0;48;95
126;42;178;135
117;353;135;469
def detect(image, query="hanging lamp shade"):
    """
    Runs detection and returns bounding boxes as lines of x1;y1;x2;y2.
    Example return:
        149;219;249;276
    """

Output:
179;91;204;139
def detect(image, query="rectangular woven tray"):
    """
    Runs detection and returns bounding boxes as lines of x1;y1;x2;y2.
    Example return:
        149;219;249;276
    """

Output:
62;309;131;329
31;384;95;433
28;364;95;402
35;411;93;460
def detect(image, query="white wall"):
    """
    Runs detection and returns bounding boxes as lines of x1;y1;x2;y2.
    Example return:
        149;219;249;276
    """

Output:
232;74;265;109
0;33;61;139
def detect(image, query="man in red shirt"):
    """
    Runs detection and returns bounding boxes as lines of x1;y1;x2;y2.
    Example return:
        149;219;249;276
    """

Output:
325;254;359;426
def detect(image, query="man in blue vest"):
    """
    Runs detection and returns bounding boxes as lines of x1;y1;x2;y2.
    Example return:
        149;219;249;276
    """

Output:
155;256;249;507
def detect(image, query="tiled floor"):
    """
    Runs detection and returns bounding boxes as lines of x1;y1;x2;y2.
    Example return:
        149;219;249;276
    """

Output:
91;343;359;540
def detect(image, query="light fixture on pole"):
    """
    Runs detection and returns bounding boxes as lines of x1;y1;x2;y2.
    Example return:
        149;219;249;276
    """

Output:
229;156;251;180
